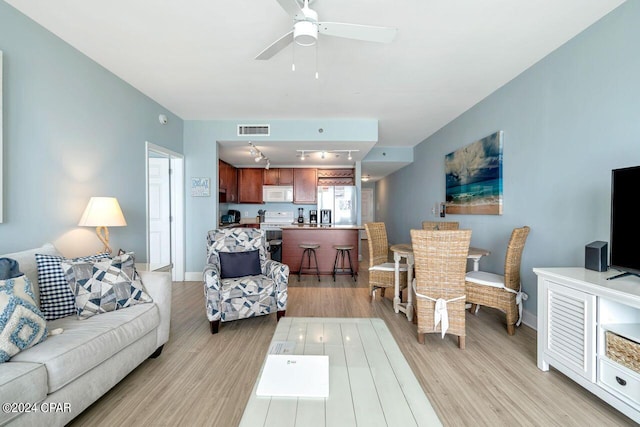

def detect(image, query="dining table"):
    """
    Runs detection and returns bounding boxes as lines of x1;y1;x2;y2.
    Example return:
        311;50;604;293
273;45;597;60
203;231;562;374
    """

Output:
390;244;491;321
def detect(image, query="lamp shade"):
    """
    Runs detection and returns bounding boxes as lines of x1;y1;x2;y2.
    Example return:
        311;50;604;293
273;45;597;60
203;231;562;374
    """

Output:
78;197;127;227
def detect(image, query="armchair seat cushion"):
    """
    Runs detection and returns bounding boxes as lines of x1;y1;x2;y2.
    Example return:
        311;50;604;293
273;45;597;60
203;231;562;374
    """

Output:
220;275;275;298
220;275;276;321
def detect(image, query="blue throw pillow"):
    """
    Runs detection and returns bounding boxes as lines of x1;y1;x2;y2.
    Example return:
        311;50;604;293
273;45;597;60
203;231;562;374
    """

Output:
0;258;22;280
219;250;261;279
0;276;48;362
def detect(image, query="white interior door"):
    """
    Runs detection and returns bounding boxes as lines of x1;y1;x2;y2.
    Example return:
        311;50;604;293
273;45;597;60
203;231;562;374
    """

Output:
146;142;185;281
148;156;171;265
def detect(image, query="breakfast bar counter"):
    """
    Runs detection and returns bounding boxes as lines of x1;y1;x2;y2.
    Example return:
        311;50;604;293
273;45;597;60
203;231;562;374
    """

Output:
281;225;363;276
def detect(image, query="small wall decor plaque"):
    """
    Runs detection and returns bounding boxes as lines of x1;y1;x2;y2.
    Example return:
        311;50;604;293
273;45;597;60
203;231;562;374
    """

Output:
191;177;211;197
445;131;503;215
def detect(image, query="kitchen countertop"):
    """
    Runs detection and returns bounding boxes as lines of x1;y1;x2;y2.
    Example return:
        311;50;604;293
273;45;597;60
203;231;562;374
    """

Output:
281;224;364;230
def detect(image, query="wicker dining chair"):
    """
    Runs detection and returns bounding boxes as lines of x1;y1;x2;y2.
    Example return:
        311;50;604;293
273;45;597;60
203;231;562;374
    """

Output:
465;226;530;335
422;221;460;230
364;222;407;301
411;229;472;349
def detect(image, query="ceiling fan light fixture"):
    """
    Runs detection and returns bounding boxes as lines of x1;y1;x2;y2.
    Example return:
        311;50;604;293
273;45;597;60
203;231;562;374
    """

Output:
294;21;318;46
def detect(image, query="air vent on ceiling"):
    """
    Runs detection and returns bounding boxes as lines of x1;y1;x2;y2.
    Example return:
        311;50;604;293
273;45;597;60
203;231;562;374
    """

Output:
237;124;270;136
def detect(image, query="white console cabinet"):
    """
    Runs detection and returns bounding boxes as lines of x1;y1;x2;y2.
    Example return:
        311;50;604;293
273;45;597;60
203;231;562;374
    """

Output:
534;267;640;422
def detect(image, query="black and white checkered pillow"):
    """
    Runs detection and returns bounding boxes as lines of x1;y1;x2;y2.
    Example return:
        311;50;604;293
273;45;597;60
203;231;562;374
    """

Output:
36;253;110;320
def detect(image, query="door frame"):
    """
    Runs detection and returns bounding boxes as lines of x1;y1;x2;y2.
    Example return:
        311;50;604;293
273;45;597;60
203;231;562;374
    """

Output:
145;141;185;281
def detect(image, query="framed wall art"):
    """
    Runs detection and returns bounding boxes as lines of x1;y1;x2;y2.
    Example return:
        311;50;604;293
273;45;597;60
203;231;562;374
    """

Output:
191;177;211;197
445;131;503;215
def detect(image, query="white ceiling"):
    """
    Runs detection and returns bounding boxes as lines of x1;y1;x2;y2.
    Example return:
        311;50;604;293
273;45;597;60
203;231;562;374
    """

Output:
5;0;625;180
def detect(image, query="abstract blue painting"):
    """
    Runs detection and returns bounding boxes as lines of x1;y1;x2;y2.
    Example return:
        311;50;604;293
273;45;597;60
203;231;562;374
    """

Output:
445;131;503;215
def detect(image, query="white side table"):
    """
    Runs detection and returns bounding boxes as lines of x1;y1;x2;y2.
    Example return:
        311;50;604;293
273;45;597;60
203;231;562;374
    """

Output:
390;244;414;321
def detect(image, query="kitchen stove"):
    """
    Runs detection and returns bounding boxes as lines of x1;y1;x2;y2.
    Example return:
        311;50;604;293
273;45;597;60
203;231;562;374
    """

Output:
260;211;295;231
260;212;293;262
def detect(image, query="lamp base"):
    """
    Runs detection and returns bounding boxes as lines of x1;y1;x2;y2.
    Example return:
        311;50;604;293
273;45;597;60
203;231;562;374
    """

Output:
96;226;112;254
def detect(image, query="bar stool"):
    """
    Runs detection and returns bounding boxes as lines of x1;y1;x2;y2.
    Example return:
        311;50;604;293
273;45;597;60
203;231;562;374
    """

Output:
298;243;320;281
333;245;356;282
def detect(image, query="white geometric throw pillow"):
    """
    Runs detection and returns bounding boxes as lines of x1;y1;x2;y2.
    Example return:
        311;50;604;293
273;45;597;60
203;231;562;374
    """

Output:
0;276;48;362
61;252;153;320
36;252;110;321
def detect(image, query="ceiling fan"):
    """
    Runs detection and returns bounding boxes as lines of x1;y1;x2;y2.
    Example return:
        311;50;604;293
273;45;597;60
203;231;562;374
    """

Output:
255;0;398;60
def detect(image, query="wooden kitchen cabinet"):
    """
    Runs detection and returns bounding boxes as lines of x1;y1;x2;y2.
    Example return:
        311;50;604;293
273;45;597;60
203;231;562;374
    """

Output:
218;160;238;203
293;168;317;204
317;168;355;185
238;168;264;204
263;168;294;186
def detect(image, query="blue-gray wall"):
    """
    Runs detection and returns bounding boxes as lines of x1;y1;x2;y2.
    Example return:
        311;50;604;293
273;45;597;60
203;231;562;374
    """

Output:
376;0;640;324
0;2;183;257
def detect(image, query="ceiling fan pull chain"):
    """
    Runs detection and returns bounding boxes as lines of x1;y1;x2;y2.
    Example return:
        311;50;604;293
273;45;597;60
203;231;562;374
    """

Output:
315;41;319;79
292;40;296;71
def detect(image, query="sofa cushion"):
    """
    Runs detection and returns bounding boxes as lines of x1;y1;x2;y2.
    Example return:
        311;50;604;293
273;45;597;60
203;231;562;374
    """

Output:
0;243;61;306
0;276;48;362
0;362;47;425
62;253;153;319
11;302;159;393
36;252;110;321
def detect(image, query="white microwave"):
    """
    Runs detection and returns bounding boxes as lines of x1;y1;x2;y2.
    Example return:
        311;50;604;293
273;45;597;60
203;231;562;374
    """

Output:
263;186;293;203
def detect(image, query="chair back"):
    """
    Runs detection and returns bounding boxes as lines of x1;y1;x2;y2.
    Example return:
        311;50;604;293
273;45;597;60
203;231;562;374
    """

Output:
411;229;472;297
503;226;530;291
411;229;472;334
421;221;459;230
364;222;389;267
206;228;267;268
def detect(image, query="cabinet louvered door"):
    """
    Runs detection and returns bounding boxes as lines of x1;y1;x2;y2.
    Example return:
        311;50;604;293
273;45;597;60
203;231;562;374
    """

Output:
545;280;597;382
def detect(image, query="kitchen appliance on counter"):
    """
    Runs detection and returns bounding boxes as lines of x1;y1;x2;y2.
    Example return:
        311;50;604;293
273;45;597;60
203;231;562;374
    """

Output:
317;186;357;225
320;209;331;225
297;208;304;224
309;210;318;224
221;209;241;224
229;210;241;223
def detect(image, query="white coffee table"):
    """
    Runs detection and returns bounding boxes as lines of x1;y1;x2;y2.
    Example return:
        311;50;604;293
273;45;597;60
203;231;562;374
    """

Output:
240;317;442;427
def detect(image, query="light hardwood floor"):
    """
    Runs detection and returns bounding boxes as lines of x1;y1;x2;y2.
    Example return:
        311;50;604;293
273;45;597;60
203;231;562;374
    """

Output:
71;250;636;426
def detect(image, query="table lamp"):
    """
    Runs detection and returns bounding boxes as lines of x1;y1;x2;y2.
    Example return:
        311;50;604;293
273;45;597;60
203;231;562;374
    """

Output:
78;197;127;254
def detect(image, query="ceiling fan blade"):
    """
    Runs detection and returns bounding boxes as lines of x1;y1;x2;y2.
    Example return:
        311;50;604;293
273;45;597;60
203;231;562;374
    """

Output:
275;0;304;18
255;30;294;60
318;22;398;43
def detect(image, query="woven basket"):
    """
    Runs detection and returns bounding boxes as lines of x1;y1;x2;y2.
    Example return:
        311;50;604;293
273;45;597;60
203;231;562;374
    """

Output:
606;331;640;374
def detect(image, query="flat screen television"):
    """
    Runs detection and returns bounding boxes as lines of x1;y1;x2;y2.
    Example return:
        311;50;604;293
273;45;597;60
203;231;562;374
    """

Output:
609;165;640;280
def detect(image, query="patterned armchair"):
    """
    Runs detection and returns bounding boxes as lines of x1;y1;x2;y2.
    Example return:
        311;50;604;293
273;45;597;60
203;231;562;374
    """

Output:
203;228;289;334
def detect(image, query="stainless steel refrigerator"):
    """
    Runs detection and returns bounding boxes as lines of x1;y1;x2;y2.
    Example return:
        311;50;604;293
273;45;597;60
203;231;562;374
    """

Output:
317;185;358;225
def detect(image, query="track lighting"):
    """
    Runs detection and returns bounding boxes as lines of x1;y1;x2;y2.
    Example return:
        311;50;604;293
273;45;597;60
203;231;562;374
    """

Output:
248;142;270;169
295;149;359;161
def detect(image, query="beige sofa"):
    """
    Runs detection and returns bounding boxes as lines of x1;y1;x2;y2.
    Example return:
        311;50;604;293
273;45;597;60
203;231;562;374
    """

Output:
0;244;172;426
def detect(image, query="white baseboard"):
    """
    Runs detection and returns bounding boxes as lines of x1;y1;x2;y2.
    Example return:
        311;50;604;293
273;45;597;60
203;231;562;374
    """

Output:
184;272;202;282
522;308;537;331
